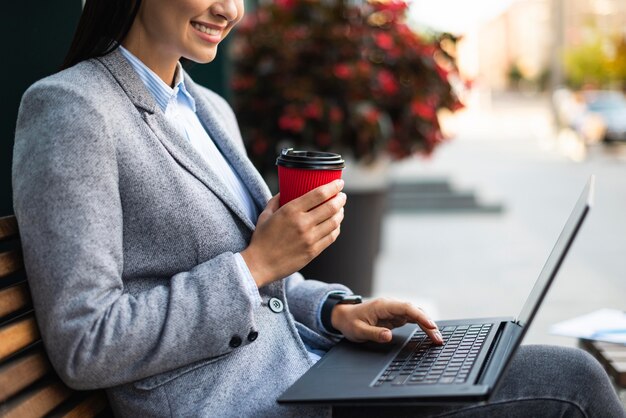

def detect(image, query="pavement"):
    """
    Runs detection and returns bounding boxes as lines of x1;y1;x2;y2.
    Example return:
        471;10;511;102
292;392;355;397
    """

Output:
371;91;626;398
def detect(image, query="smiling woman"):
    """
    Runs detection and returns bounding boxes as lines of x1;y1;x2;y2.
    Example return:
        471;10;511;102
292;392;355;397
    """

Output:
11;0;626;417
64;0;242;85
122;0;243;84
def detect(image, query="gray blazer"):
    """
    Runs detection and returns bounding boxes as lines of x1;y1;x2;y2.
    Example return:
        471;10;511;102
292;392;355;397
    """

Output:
12;49;349;417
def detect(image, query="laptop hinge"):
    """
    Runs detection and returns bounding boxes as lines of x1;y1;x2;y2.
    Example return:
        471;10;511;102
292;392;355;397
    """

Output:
477;321;522;388
475;322;505;384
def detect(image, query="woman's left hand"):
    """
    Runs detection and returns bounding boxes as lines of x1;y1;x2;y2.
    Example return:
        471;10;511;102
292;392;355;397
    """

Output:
331;298;443;345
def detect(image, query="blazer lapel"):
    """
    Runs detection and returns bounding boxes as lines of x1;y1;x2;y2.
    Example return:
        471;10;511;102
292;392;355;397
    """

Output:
184;78;272;211
96;50;257;230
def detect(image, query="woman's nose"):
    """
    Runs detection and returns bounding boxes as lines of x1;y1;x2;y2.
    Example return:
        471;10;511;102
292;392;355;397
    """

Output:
210;0;239;22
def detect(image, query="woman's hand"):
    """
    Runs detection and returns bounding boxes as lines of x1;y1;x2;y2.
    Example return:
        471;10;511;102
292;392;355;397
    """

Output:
241;180;346;288
331;298;443;345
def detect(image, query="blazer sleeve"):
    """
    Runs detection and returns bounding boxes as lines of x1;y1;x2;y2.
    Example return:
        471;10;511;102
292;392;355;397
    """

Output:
12;80;259;389
285;272;351;334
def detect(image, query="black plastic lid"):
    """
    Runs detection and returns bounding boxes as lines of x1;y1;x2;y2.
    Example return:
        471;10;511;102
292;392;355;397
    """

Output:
276;148;345;170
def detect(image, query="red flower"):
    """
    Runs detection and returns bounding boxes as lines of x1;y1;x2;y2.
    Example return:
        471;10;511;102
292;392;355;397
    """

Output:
333;64;352;79
278;112;306;133
375;0;408;14
275;0;297;10
435;64;449;81
303;101;323;120
421;45;437;57
364;108;380;124
374;32;394;50
411;100;436;119
377;70;399;95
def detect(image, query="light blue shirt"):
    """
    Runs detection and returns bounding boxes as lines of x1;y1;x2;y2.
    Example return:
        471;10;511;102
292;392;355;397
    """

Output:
118;46;335;362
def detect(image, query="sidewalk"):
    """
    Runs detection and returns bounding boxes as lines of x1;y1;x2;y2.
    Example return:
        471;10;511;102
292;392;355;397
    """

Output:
373;91;626;352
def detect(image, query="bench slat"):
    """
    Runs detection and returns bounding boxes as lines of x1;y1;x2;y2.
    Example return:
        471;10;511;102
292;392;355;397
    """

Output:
59;392;109;418
0;250;24;279
0;348;51;403
0;283;31;319
0;217;18;242
0;380;73;418
0;316;40;362
580;339;626;388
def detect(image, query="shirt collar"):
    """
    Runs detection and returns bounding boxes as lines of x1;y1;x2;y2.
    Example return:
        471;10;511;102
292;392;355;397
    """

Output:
118;45;196;113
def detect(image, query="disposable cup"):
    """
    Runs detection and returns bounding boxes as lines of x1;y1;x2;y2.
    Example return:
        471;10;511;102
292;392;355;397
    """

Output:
276;148;345;206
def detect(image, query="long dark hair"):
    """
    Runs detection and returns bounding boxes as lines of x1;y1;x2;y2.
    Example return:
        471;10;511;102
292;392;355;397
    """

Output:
61;0;142;70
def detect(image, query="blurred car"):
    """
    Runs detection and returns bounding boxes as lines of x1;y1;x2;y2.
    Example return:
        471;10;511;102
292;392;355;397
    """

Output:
579;90;626;143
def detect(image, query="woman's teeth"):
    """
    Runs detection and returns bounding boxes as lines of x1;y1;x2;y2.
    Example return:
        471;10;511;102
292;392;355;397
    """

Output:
192;23;220;36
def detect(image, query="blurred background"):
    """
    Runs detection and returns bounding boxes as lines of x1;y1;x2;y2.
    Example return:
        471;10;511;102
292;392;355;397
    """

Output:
2;0;625;380
371;0;626;346
387;0;626;344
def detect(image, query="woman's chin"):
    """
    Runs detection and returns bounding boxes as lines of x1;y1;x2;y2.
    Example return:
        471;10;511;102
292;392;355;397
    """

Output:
186;49;219;64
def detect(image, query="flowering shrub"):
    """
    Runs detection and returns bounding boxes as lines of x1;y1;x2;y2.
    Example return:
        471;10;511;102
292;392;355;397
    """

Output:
230;0;465;177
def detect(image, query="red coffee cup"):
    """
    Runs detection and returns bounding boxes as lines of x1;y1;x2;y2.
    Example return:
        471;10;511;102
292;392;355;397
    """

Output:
276;148;345;206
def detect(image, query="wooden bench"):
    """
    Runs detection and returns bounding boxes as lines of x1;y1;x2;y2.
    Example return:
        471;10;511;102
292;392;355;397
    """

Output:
579;339;626;390
0;215;112;417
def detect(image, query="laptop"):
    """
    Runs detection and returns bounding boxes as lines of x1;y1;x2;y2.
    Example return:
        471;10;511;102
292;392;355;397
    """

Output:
278;176;594;405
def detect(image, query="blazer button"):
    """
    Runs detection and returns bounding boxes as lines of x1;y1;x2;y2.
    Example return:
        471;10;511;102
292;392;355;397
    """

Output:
229;336;242;348
248;331;259;342
268;297;284;313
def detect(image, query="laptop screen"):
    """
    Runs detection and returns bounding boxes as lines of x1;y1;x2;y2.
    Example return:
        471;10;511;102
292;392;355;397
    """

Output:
516;176;594;328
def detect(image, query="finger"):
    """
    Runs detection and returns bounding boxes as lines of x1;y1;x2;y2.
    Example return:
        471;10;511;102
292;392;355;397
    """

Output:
421;324;443;345
378;317;408;329
384;302;437;330
290;180;345;212
383;302;443;344
257;194;280;224
356;322;393;343
312;206;344;241
266;194;280;211
308;192;346;226
311;219;341;255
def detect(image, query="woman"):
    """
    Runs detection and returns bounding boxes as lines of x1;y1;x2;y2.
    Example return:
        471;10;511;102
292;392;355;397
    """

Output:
12;0;624;417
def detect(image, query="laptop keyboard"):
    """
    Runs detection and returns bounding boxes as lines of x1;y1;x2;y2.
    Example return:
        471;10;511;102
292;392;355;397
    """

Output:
373;324;492;387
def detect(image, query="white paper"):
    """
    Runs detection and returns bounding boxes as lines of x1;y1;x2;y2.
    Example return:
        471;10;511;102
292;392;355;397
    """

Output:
549;308;626;345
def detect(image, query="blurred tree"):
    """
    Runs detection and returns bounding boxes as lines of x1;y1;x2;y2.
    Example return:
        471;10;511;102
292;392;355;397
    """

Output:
507;62;524;90
564;37;613;89
608;35;626;89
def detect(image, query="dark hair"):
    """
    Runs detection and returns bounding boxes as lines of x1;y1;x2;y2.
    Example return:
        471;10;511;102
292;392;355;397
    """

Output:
61;0;142;70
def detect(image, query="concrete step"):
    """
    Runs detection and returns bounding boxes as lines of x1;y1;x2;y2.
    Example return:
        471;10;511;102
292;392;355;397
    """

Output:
388;178;504;214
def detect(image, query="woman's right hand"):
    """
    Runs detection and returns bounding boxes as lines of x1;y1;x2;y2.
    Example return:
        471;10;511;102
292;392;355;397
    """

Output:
241;179;346;288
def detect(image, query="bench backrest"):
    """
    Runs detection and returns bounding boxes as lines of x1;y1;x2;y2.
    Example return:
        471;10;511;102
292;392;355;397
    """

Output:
0;215;111;418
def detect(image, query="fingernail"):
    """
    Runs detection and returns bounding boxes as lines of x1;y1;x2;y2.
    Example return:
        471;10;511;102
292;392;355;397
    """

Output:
337;179;344;188
380;329;392;342
428;320;437;328
435;330;443;343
